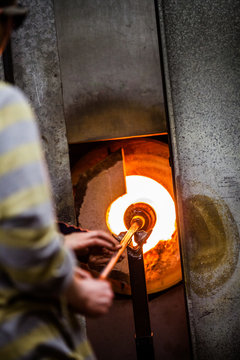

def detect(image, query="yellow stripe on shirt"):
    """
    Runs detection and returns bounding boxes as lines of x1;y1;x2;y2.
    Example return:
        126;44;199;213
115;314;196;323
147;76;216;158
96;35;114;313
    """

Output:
0;223;58;248
0;102;34;132
0;142;43;177
0;184;51;218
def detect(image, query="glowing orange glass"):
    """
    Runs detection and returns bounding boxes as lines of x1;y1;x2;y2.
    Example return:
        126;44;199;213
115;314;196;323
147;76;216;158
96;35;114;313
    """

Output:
106;175;176;253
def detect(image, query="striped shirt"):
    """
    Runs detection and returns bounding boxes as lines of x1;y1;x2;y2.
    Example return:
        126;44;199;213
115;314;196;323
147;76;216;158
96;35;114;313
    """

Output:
0;82;95;359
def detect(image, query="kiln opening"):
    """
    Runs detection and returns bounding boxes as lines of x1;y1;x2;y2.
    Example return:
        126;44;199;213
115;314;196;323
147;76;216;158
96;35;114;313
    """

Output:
69;135;182;295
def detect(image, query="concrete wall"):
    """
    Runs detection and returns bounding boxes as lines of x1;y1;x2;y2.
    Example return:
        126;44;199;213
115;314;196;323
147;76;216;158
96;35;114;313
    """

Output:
157;0;240;358
8;0;75;223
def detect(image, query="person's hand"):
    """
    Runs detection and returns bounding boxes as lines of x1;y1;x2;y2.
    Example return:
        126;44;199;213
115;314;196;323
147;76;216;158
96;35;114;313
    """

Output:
65;270;114;317
87;233;124;267
64;230;121;264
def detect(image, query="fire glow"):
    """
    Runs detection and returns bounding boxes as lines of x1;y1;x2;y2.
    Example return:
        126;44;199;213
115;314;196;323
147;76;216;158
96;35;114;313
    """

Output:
106;175;176;253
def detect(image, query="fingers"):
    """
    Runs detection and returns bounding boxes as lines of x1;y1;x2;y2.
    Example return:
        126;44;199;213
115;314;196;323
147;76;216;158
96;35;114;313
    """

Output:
90;230;120;245
88;280;113;316
97;280;113;295
68;277;114;317
90;239;121;251
64;231;122;252
64;233;90;253
88;230;121;251
88;250;124;267
88;255;110;266
74;267;92;279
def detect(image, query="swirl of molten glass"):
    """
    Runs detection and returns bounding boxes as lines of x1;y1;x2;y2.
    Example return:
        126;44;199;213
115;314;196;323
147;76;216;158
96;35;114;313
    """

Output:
106;175;176;253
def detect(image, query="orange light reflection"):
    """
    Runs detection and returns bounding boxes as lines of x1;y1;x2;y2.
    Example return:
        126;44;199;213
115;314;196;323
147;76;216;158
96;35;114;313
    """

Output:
106;175;176;253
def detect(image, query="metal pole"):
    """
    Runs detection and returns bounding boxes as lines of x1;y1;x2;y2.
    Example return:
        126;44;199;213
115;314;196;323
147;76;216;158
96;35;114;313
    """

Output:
127;245;155;360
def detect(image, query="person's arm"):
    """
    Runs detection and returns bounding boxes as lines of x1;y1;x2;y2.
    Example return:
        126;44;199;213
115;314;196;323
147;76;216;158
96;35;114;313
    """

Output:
0;83;74;297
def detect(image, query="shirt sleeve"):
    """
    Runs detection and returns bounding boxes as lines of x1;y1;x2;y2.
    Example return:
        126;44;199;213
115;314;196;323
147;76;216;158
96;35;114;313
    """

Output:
0;83;75;296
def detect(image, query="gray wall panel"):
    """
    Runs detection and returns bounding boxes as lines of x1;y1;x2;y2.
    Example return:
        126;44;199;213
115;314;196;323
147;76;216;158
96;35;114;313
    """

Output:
54;0;166;142
158;0;240;358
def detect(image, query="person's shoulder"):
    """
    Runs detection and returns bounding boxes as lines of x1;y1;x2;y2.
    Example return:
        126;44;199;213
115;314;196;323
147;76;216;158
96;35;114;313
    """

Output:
0;81;29;107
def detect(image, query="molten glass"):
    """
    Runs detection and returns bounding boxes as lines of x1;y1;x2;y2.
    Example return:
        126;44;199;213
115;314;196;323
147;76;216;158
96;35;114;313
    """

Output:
106;175;176;253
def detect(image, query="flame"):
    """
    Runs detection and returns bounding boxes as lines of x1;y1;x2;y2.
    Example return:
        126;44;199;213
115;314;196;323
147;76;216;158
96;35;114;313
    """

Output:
106;175;176;253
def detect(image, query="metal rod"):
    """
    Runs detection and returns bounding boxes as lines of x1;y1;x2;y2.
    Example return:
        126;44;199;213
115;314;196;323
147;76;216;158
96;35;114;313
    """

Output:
99;221;140;280
127;246;155;360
